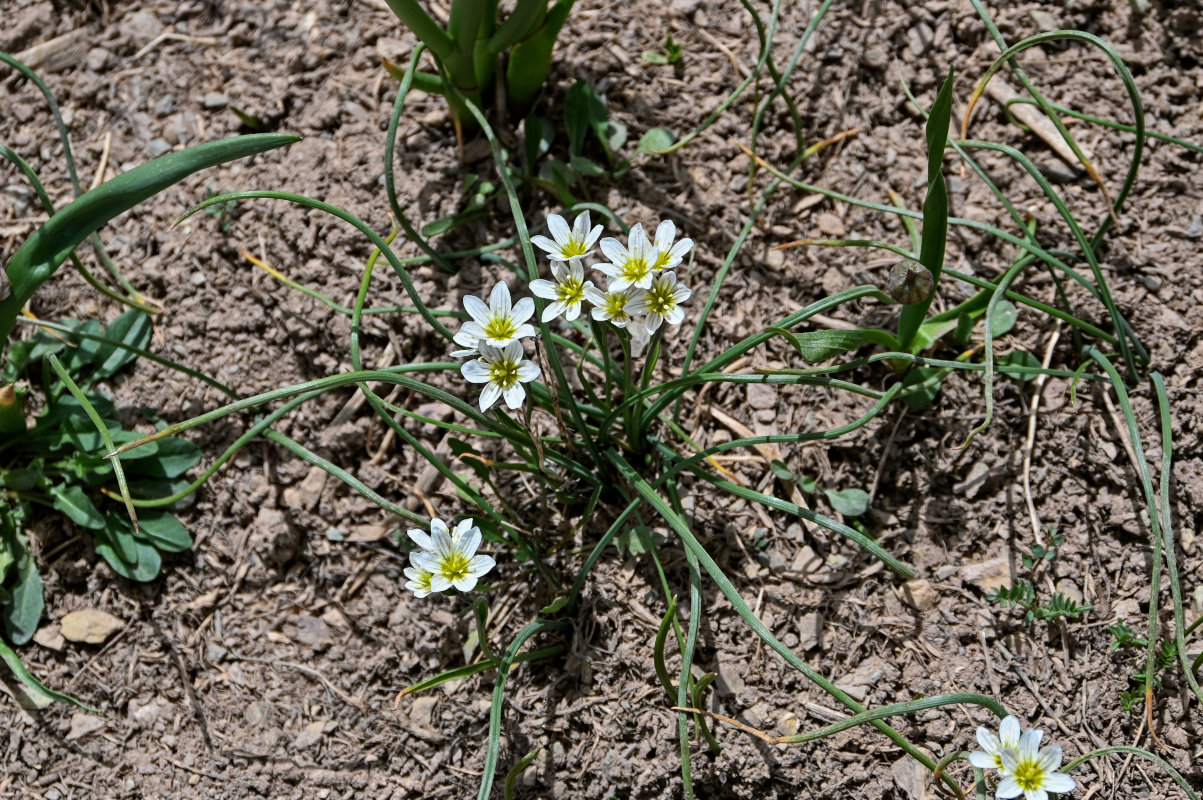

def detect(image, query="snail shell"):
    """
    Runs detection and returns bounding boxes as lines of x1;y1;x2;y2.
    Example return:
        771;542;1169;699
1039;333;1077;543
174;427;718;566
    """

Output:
888;260;934;305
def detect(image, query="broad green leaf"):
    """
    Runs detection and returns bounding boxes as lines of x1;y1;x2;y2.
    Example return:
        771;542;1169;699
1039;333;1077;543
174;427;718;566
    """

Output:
999;350;1040;382
448;437;491;481
523;115;554;169
92;310;152;378
0;133;298;341
898;67;954;349
50;485;105;529
121;436;200;478
569;155;605;177
901;366;944;408
96;520;162;582
637;127;675;154
989;300;1018;338
3;551;44;645
824;487;870;517
134;511;192;552
773;326;900;364
540;596;569;615
797;474;818;494
564;81;604;156
911;318;957;353
768;460;794;482
603;120;627;152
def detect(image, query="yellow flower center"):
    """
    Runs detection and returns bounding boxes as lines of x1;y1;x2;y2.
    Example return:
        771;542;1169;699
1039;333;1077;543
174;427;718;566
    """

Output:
484;315;518;342
487;356;522;390
993;754;1004;770
618;256;650;284
604;293;631;321
1012;760;1045;792
438;551;471;583
556;276;585;306
562;239;588;257
413;570;433;591
646;283;677;316
653;249;672;269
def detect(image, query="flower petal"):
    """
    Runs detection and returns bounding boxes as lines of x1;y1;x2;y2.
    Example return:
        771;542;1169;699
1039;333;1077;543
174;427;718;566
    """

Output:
517;360;541;381
408;529;433;551
600;238;626;263
999;717;1021;747
1042;773;1075;792
480;382;501;411
995;776;1023;799
511;297;535;324
530;279;557;299
451;574;479;592
429;574;453;593
468;553;495;577
489;282;512;314
572;210;590;240
463;294;490;324
461;360;492;383
454;519;475;540
547;213;570;243
655;219;676;250
502;383;526;408
530;234;559;254
968;752;996;769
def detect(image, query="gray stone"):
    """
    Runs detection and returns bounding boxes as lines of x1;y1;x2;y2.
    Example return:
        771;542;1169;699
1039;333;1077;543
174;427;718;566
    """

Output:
202;92;229;109
797;612;823;651
293;720;327;749
837;656;886;702
960;557;1011;594
746;382;776;410
147;138;172;157
154;95;175;117
86;47;110;71
902;578;939;611
714;656;746;696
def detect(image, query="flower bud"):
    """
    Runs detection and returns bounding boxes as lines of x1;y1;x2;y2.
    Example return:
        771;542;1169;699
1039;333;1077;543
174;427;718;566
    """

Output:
888;260;934;305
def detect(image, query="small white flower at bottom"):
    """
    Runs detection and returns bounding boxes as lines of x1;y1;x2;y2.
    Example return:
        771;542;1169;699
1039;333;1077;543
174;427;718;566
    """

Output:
626;270;690;333
584;284;645;329
530;211;603;261
628;316;651;358
970;715;1024;773
995;730;1075;800
412;523;495;593
404;564;436;598
460;341;541;411
530;258;594;322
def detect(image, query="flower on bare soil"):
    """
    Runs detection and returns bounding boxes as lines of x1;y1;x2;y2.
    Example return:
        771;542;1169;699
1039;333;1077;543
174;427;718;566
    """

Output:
627;270;690;333
530;258;594;322
650;219;694;271
404;562;436;598
995;730;1074;800
411;521;495;593
584;283;645;329
407;516;474;553
598;223;658;291
460;341;541;411
454;282;537;354
531;210;603;261
970;715;1023;773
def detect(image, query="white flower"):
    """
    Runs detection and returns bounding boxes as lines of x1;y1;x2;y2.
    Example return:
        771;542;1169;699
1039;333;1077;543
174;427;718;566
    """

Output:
970;715;1023;773
455;282;537;352
598;223;657;291
584;283;645;329
407;517;475;553
995;729;1075;800
530;211;603;261
412;521;495;592
404;562;436;598
460;341;541;411
650;219;694;271
626;270;690;333
530;258;594;322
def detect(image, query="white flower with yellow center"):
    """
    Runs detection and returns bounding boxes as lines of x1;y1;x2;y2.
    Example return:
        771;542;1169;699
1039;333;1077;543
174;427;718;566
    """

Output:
407;517;474;552
627;270;690;333
460;341;541;411
995;729;1075;800
403;563;436;598
454;282;537;355
598;223;657;291
970;715;1023;773
411;522;495;593
530;258;594;322
650;219;694;271
531;211;603;261
584;283;645;329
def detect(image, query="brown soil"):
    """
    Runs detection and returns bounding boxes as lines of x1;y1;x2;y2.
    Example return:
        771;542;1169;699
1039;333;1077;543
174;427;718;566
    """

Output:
1;0;1201;798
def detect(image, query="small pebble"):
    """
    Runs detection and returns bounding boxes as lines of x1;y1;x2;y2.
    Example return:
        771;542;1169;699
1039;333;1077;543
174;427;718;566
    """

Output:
147;138;172;157
202;92;229;109
154;95;175;117
86;47;110;71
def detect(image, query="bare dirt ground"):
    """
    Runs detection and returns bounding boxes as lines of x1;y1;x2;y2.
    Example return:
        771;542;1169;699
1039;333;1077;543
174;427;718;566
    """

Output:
0;0;1201;797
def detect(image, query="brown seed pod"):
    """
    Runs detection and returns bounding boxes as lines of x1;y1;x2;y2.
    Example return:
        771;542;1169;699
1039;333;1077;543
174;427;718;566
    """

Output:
888;260;934;305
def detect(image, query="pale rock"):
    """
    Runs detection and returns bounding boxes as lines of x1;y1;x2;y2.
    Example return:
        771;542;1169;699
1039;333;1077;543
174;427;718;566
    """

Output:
245;700;271;727
33;624;64;651
790;545;822;574
816;213;845;237
837;656;885;702
128;695;168;729
1054;578;1083;606
714;656;746;696
60;609;124;644
953;459;991;498
409;695;438;728
902;578;939;611
960;557;1011;594
291;614;332;646
893;752;936;800
746;382;777;410
293;720;328;749
797;612;824;651
65;712;106;741
777;713;799;737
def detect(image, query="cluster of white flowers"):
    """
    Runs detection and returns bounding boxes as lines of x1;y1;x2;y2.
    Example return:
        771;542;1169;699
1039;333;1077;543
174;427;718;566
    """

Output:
404;517;496;597
532;211;694;344
450;211;695;410
971;716;1075;800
